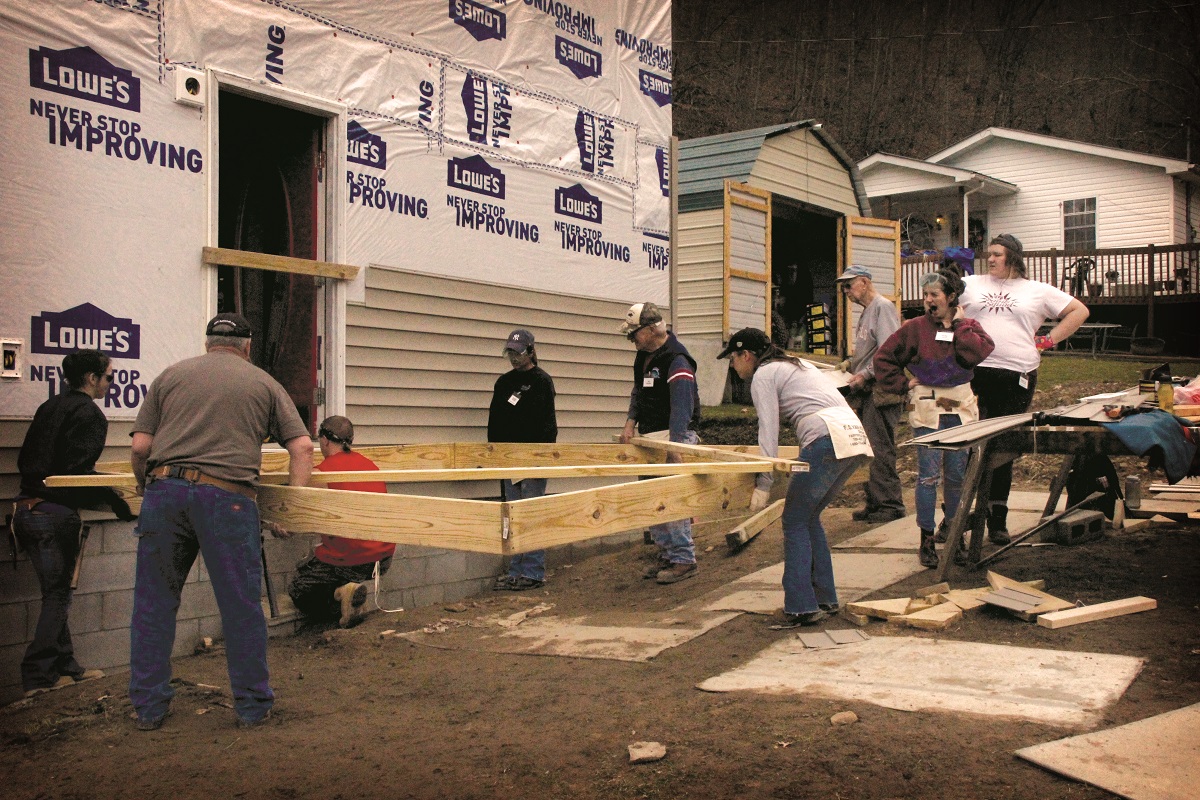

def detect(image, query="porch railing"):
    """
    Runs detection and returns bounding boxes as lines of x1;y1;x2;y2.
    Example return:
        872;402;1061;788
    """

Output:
901;242;1200;306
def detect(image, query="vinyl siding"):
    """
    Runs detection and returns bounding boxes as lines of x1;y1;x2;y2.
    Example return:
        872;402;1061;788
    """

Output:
861;162;957;196
1174;179;1200;244
347;267;634;446
749;129;860;216
941;139;1173;250
674;208;725;337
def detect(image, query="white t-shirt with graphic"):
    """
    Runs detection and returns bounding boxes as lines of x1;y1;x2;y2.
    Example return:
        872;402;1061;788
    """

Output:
960;274;1074;373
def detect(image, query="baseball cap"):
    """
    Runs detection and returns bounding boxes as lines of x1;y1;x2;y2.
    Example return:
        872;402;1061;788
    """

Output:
716;327;772;359
990;233;1023;255
205;312;252;338
618;302;663;335
503;329;535;354
835;265;872;282
318;415;354;444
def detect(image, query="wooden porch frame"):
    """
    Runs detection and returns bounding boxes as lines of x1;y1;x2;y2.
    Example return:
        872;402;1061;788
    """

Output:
48;442;805;556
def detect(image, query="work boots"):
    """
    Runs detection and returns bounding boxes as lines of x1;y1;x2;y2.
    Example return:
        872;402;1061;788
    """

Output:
918;528;939;568
987;506;1012;545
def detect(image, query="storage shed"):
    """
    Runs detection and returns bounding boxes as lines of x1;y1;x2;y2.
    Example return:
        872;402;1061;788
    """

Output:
672;121;899;404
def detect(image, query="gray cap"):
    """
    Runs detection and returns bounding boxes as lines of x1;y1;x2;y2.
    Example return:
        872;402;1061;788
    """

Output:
990;233;1023;255
503;329;535;353
835;265;872;282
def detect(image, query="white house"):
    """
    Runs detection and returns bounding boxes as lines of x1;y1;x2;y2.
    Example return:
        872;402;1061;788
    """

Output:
859;127;1199;257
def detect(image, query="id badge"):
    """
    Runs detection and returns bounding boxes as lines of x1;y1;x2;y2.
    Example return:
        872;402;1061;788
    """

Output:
642;377;655;388
1018;374;1029;390
508;392;521;405
935;330;954;342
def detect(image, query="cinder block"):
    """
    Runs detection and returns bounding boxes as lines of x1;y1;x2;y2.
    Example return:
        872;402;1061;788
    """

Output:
75;551;137;593
1044;509;1106;546
198;615;224;641
424;551;469;585
385;557;429;590
463;551;503;580
405;584;445;610
102;589;134;630
68;591;104;634
72;628;131;671
0;603;28;647
101;521;139;553
443;579;489;604
178;582;220;621
172;619;200;658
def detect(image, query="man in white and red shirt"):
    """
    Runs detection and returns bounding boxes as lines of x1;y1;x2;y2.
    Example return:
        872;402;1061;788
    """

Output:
287;416;395;627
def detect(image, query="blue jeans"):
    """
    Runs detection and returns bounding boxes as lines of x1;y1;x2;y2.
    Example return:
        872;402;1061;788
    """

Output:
649;430;700;565
501;478;547;581
914;415;969;532
13;503;85;691
781;437;865;615
129;478;272;724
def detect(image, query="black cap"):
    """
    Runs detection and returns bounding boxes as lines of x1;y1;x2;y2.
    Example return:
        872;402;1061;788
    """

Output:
206;313;252;338
716;327;772;359
990;233;1023;255
503;329;535;353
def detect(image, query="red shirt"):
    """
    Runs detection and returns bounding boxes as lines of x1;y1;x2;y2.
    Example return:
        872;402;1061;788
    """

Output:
313;450;396;566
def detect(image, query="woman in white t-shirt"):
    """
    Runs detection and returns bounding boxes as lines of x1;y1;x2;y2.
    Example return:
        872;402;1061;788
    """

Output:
959;233;1089;543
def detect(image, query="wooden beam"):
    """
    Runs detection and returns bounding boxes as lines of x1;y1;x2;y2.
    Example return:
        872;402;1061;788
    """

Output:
504;472;754;554
257;485;505;554
1036;596;1157;629
726;499;784;550
629;436;806;472
452;442;656;469
261;461;774;485
202;246;359;281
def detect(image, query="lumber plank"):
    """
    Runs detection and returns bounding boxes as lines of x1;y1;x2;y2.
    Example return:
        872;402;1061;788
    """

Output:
725;499;784;550
452;442;654;469
257;461;773;485
1036;597;1157;629
629;436;805;472
257;485;505;554
1126;499;1200;519
845;598;912;619
911;582;950;598
892;603;963;631
504;472;754;553
985;571;1075;620
203;245;359;281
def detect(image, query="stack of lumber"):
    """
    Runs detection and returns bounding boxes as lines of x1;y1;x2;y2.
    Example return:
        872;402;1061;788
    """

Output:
1173;403;1200;422
1132;475;1200;522
844;573;1154;631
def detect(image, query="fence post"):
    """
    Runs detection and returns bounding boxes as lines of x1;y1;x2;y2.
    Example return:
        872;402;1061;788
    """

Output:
1146;243;1156;338
1049;248;1058;289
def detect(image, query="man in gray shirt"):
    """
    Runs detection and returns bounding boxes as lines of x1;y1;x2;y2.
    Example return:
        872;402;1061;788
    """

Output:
837;266;905;523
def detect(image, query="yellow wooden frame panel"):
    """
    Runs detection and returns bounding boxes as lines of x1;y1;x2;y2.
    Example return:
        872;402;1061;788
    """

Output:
722;180;773;339
202;246;360;281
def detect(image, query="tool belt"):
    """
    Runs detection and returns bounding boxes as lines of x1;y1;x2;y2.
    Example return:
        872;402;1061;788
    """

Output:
13;497;44;513
148;465;257;501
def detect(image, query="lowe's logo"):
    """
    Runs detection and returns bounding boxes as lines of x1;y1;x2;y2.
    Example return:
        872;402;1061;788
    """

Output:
639;69;671;107
29;45;140;112
461;72;488;144
655;147;669;197
447;154;505;199
555;183;602;224
575;111;614;175
347;121;386;169
449;0;506;42
31;302;141;358
555;36;601;80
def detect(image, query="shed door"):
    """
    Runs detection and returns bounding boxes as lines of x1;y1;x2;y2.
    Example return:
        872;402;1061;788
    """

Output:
837;216;901;356
723;180;773;339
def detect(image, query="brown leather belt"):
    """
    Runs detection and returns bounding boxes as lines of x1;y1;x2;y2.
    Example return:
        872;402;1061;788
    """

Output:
148;465;257;501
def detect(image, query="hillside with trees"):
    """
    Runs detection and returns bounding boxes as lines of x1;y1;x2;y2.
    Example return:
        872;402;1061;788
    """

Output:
673;0;1198;160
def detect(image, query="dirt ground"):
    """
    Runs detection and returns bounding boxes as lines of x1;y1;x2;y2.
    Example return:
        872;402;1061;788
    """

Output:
3;365;1199;800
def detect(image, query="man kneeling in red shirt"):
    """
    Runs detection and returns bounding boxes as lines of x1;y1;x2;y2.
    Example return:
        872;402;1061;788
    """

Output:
287;416;395;627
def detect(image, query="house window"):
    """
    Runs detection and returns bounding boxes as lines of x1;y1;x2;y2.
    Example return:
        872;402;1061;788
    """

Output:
1063;198;1096;251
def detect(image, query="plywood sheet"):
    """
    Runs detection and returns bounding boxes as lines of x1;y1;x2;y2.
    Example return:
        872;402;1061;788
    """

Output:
697;636;1144;726
1015;703;1200;800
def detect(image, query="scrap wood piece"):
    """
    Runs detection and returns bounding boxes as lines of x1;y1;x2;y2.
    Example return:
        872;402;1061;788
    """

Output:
845;598;912;619
890;602;963;631
911;582;950;599
1037;597;1157;629
796;629;870;649
985;571;1075;620
725;499;784;551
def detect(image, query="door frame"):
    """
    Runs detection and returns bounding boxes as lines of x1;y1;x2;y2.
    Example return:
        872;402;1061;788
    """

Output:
204;69;349;416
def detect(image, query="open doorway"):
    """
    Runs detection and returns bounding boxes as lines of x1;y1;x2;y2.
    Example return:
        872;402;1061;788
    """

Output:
217;91;325;433
770;199;839;353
